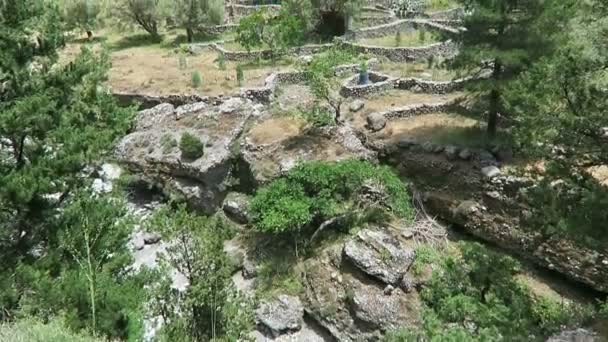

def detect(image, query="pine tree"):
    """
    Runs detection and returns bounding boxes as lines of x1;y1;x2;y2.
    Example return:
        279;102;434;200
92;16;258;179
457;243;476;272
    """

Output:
0;0;133;270
453;0;560;137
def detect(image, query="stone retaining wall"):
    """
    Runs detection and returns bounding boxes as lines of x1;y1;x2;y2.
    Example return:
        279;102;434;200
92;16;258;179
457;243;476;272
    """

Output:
381;99;460;120
339;39;458;63
355;15;398;28
229;4;281;18
341;71;397;97
113;93;216;109
427;7;465;20
208;43;332;61
397;76;467;94
200;24;238;36
344;19;458;41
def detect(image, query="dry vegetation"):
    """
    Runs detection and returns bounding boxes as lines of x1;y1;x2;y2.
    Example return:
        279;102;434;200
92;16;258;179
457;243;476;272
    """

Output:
359;29;440;48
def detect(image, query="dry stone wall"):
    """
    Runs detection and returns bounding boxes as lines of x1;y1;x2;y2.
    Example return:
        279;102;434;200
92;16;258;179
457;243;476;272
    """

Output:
341;72;397;97
339;39;458;63
208;43;332;61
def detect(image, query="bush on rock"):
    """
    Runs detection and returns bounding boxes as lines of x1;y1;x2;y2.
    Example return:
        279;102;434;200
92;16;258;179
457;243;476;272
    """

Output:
250;160;413;237
179;132;204;160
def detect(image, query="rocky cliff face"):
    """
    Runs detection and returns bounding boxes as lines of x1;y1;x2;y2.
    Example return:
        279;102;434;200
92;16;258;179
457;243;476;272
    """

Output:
380;145;608;293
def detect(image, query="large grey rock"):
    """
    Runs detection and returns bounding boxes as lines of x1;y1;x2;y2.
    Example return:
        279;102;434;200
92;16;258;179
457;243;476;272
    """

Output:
223;237;246;270
367;112;386;132
343;229;415;285
349;99;365;112
444;145;459;160
481;166;501;179
256;295;304;338
219;97;245;113
546;329;598;342
352;285;418;330
135;103;175;131
222;192;251;224
143;232;161;245
116;98;253;214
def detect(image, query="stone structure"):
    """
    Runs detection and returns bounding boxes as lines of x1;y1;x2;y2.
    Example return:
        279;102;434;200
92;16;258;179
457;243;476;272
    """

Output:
208;43;333;62
339;39;458;63
344;18;459;41
340;71;397;97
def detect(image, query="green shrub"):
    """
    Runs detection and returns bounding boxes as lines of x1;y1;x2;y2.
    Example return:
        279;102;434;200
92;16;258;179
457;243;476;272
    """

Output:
299;106;334;127
250;160;413;235
418;28;427;43
395;30;402;47
250;179;313;233
179;132;204;160
406;242;595;341
178;53;188;70
236;64;244;86
0;317;102;342
217;52;226;70
191;70;202;88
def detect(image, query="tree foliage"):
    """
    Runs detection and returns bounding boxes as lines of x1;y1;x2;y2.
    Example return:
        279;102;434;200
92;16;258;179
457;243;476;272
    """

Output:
251;160;413;235
235;7;307;59
303;46;357;122
113;0;171;38
453;0;566;137
501;0;608;247
174;0;223;43
148;206;254;342
61;0;101;38
385;243;595;341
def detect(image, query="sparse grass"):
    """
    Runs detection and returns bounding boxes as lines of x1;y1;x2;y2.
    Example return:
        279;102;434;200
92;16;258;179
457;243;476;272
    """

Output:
377;61;459;81
427;0;460;11
382;112;510;148
254;245;304;300
160;134;177;154
360;30;440;47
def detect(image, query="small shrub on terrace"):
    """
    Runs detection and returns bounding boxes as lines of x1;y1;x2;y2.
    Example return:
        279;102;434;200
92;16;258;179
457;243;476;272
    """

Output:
178;53;188;70
191;70;202;88
418;28;427;43
179;132;204;160
395;30;402;47
299;106;334;127
217;52;226;70
236;64;244;86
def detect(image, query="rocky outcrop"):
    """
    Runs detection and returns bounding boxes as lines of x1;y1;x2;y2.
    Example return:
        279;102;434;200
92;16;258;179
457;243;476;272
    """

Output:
256;295;305;338
546;328;599;342
243;124;375;184
115;97;261;214
343;229;416;285
222;192;251;224
302;239;421;342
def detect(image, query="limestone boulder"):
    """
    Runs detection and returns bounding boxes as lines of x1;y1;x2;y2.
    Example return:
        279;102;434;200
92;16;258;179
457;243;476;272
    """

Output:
256;295;304;338
343;228;415;285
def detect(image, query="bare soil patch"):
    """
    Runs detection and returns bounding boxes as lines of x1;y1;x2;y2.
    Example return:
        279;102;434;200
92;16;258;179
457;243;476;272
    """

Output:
109;48;294;97
249;117;306;146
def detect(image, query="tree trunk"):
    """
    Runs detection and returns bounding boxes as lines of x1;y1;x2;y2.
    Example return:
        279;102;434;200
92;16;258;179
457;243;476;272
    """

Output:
86;31;93;39
186;27;194;43
487;59;502;138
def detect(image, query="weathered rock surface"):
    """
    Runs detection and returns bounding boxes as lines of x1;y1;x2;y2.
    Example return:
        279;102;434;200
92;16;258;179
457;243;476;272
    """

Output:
546;328;598;342
367;112;386;132
256;295;304;338
116;97;260;214
350;99;365;112
302;243;420;342
222;192;251;224
243;124;374;184
344;228;415;285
